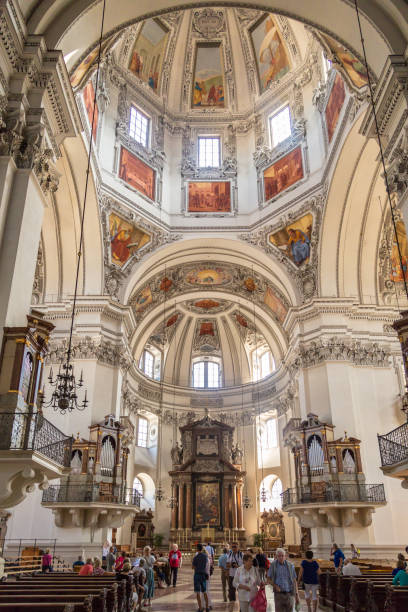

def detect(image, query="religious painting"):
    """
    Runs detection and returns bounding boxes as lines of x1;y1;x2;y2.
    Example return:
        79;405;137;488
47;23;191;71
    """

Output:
269;213;313;266
390;220;408;283
129;19;169;93
185;267;231;286
192;43;225;108
200;321;214;336
325;73;346;142
320;34;368;89
83;81;98;141
109;213;151;267
194;299;220;310
119;147;155;200
70;35;119;89
250;14;291;94
195;482;220;526
244;277;256;292
134;286;153;312
160;277;173;292
188;181;231;213
263;146;303;201
264;287;288;323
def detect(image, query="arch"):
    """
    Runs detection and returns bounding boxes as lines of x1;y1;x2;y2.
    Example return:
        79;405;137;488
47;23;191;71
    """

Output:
135;471;156;510
27;1;407;81
259;473;283;511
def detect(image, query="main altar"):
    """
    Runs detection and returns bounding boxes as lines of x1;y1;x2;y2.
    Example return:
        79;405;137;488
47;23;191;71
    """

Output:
169;412;246;546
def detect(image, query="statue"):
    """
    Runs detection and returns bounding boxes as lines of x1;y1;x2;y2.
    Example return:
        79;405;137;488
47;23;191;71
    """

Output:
231;443;243;464
171;442;183;465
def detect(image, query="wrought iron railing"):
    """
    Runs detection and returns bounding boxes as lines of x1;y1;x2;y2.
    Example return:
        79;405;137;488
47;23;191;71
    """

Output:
281;483;386;508
377;421;408;467
42;484;141;507
0;412;72;467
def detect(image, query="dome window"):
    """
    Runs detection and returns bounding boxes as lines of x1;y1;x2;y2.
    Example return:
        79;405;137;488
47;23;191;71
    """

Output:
198;136;221;168
137;416;149;448
269;105;291;148
192;359;221;388
129;105;150;148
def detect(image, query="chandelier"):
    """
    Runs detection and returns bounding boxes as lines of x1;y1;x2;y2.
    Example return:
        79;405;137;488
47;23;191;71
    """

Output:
42;0;107;414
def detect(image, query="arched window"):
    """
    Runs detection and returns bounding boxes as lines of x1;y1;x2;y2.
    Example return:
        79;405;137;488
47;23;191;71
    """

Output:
270;478;283;509
139;350;154;378
133;477;144;497
266;418;278;448
252;349;275;381
259;475;283;512
192;360;220;388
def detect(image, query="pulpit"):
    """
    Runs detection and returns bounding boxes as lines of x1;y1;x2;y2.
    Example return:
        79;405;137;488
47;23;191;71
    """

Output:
169;412;245;546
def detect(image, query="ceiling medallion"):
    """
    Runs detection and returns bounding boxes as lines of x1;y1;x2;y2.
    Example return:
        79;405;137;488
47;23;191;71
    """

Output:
192;8;225;39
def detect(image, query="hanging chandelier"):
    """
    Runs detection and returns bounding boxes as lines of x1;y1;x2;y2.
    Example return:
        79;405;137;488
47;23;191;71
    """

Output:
155;266;169;504
42;0;107;414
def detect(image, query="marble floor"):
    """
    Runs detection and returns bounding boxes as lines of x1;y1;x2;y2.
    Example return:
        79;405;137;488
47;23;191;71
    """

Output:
152;566;310;611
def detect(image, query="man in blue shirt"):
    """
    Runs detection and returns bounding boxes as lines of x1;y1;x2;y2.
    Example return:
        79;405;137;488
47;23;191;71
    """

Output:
218;547;229;602
332;543;345;574
267;548;299;611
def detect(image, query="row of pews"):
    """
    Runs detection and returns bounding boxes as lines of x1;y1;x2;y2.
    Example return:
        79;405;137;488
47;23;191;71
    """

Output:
0;573;135;612
319;570;408;611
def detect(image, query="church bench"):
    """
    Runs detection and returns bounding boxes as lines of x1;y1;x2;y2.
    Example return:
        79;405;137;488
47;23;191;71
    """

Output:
384;584;408;611
349;578;393;611
0;606;89;612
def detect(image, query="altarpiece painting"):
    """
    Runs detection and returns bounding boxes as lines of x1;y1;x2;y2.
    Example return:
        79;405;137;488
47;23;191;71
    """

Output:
195;482;220;526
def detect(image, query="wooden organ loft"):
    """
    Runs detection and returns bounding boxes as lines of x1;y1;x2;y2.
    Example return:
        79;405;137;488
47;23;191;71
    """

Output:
41;415;141;528
281;413;386;528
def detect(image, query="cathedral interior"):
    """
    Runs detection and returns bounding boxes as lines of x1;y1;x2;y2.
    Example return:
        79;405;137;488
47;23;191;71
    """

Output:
1;1;408;606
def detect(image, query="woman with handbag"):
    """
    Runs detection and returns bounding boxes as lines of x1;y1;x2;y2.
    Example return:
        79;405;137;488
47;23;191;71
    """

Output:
232;553;261;612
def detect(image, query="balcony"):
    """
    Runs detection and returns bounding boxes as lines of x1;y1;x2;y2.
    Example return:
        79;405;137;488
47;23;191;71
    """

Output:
281;483;386;528
0;412;72;508
42;484;141;528
378;421;408;486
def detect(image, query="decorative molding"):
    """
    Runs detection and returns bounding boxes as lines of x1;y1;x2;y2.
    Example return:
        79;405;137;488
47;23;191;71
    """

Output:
378;206;407;305
31;239;45;305
47;336;132;370
192;318;221;355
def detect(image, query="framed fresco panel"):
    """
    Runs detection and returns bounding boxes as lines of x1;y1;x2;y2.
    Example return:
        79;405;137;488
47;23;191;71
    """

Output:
325;73;346;142
188;181;231;213
264;287;288;323
195;481;220;527
83;81;98;141
263;146;303;201
250;14;290;94
192;43;225;108
119;147;155;200
269;213;313;266
129;19;169;93
320;33;368;89
109;213;151;267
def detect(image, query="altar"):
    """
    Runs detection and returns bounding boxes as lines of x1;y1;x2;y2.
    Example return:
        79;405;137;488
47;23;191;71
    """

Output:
169;412;246;546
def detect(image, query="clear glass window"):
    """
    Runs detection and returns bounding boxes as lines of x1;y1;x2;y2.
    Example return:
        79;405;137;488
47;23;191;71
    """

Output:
193;362;205;388
193;361;220;388
207;361;220;388
133;477;144;496
270;106;291;148
129;106;149;147
266;418;278;448
139;350;154;379
198;137;221;168
270;478;283;508
137;417;148;448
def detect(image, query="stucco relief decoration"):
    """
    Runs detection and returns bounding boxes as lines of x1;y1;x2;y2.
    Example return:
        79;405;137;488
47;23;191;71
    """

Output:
128;261;290;325
31;241;44;305
47;336;131;370
378;209;408;304
148;311;183;348
193;9;225;39
230;310;268;349
239;187;326;302
100;193;180;299
193;319;221;354
313;31;369;92
186;299;231;314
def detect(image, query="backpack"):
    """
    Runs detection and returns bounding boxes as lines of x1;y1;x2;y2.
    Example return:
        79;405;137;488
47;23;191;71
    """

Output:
193;552;207;573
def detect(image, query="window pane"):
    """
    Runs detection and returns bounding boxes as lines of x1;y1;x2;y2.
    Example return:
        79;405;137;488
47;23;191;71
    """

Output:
207;361;219;388
133;477;144;496
193;362;205;388
260;351;272;378
143;351;154;378
270;106;291;147
271;478;283;508
198;137;220;167
266;419;277;448
129;106;149;147
137;417;148;447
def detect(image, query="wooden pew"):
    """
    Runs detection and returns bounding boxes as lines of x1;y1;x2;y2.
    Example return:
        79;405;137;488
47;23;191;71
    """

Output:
384;584;408;611
350;577;392;611
0;597;93;612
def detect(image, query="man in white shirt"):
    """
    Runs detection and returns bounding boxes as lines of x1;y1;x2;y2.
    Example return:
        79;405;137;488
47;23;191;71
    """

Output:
226;542;243;603
342;558;361;576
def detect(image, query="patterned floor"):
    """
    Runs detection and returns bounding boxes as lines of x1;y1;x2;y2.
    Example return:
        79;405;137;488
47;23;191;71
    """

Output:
152;566;310;611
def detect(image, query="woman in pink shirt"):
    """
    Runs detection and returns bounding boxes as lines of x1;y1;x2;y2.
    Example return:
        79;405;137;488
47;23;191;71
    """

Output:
79;558;94;575
41;549;53;573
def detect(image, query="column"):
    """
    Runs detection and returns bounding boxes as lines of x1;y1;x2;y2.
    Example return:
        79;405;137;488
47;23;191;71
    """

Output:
232;484;238;530
171;484;177;529
236;483;243;529
179;483;185;529
185;482;192;529
223;483;230;528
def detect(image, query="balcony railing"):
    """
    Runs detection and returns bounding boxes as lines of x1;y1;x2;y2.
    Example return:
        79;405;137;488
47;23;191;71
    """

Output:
0;412;72;467
42;484;141;507
281;483;386;508
378;421;408;467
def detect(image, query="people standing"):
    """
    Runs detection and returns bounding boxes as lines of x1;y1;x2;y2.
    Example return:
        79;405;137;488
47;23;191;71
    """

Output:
143;546;156;606
255;548;268;582
168;543;182;587
297;550;321;612
331;544;345;574
106;546;116;572
267;548;299;612
201;548;213;611
226;542;244;604
205;541;215;563
233;552;260;612
192;543;209;612
218;547;229;602
350;544;360;559
41;548;53;573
